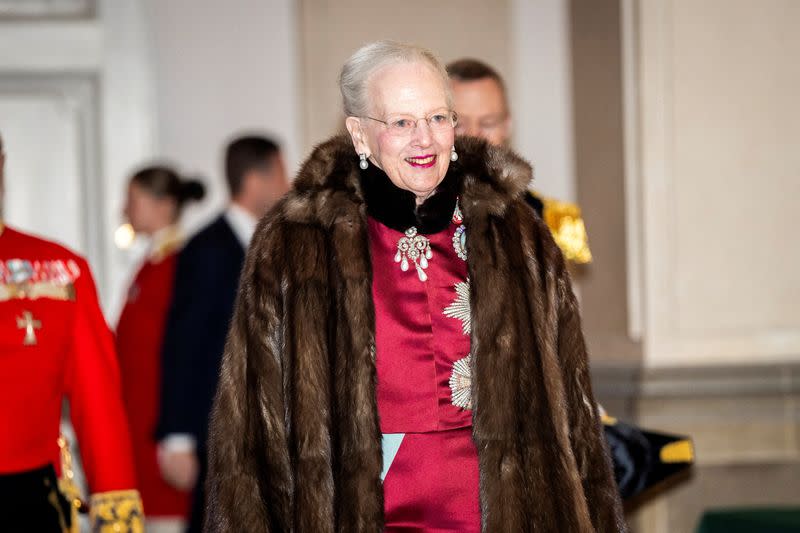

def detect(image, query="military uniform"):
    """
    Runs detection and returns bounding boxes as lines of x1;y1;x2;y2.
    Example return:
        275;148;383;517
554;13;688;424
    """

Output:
0;223;144;532
525;190;593;264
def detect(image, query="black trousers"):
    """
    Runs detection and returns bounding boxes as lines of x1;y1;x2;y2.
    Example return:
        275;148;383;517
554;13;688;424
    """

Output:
0;463;72;533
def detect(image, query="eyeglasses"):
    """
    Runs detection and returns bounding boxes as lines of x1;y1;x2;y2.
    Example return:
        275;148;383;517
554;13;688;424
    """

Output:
361;110;458;136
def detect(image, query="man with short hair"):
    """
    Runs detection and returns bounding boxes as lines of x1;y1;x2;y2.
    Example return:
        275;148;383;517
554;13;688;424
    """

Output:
156;135;288;532
447;58;591;263
447;58;512;148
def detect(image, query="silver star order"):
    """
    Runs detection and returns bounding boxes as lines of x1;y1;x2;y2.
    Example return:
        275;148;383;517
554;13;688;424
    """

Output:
443;279;471;335
449;353;473;410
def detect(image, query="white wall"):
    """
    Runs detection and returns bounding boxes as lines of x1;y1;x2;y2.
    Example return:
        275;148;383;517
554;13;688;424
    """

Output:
143;0;301;233
510;0;576;202
0;1;157;320
100;0;160;320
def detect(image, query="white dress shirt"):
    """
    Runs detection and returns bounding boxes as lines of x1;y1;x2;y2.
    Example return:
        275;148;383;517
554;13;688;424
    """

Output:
224;202;258;249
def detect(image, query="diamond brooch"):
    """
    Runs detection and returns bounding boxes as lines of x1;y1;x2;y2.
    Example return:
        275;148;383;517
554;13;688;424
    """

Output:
395;227;432;282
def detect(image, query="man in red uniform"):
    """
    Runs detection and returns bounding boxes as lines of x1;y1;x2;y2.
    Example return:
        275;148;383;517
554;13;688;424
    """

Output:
0;133;144;532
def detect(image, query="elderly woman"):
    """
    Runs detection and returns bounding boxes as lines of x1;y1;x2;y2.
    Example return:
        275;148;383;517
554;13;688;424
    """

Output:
205;41;625;532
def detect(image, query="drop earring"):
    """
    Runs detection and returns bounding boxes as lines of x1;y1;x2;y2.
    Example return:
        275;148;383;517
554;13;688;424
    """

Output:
450;146;458;162
359;153;369;170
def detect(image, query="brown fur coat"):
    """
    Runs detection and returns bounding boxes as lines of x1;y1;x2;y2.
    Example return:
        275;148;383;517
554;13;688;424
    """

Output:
205;134;627;532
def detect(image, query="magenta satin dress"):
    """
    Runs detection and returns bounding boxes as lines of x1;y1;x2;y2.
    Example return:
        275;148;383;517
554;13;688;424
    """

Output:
368;209;481;532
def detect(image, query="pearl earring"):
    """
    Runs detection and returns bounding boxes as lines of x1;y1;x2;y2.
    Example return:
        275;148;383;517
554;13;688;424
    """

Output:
450;146;458;162
359;153;369;170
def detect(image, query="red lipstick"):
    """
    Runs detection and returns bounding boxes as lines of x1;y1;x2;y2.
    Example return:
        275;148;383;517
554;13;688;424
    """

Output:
405;154;437;168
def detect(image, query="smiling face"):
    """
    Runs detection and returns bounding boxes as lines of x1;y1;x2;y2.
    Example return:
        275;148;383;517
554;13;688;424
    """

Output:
346;61;455;204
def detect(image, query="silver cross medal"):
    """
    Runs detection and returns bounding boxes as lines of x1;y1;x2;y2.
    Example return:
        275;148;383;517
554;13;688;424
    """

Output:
16;310;42;346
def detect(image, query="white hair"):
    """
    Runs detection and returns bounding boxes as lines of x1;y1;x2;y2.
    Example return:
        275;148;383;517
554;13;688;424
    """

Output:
339;40;453;117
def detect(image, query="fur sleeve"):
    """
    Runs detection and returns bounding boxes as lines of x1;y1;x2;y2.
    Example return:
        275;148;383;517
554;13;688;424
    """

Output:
205;210;293;532
557;272;628;532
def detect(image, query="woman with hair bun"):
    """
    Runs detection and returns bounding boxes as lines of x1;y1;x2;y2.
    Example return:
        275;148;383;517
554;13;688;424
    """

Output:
115;165;205;531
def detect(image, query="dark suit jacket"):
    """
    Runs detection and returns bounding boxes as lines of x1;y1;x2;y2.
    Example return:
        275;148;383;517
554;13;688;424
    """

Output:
155;214;245;451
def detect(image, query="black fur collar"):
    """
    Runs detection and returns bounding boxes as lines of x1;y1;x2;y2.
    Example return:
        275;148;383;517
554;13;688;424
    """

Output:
284;134;533;228
359;160;459;234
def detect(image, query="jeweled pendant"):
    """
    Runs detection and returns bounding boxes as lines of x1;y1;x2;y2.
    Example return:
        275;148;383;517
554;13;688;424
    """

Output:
395;227;432;282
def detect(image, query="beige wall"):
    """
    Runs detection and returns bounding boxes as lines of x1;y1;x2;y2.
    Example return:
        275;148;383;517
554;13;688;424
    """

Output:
617;1;800;530
574;0;800;368
633;0;800;367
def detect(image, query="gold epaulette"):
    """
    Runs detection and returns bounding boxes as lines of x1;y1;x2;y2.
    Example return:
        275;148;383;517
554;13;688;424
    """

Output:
601;413;618;426
89;490;144;533
540;196;592;264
